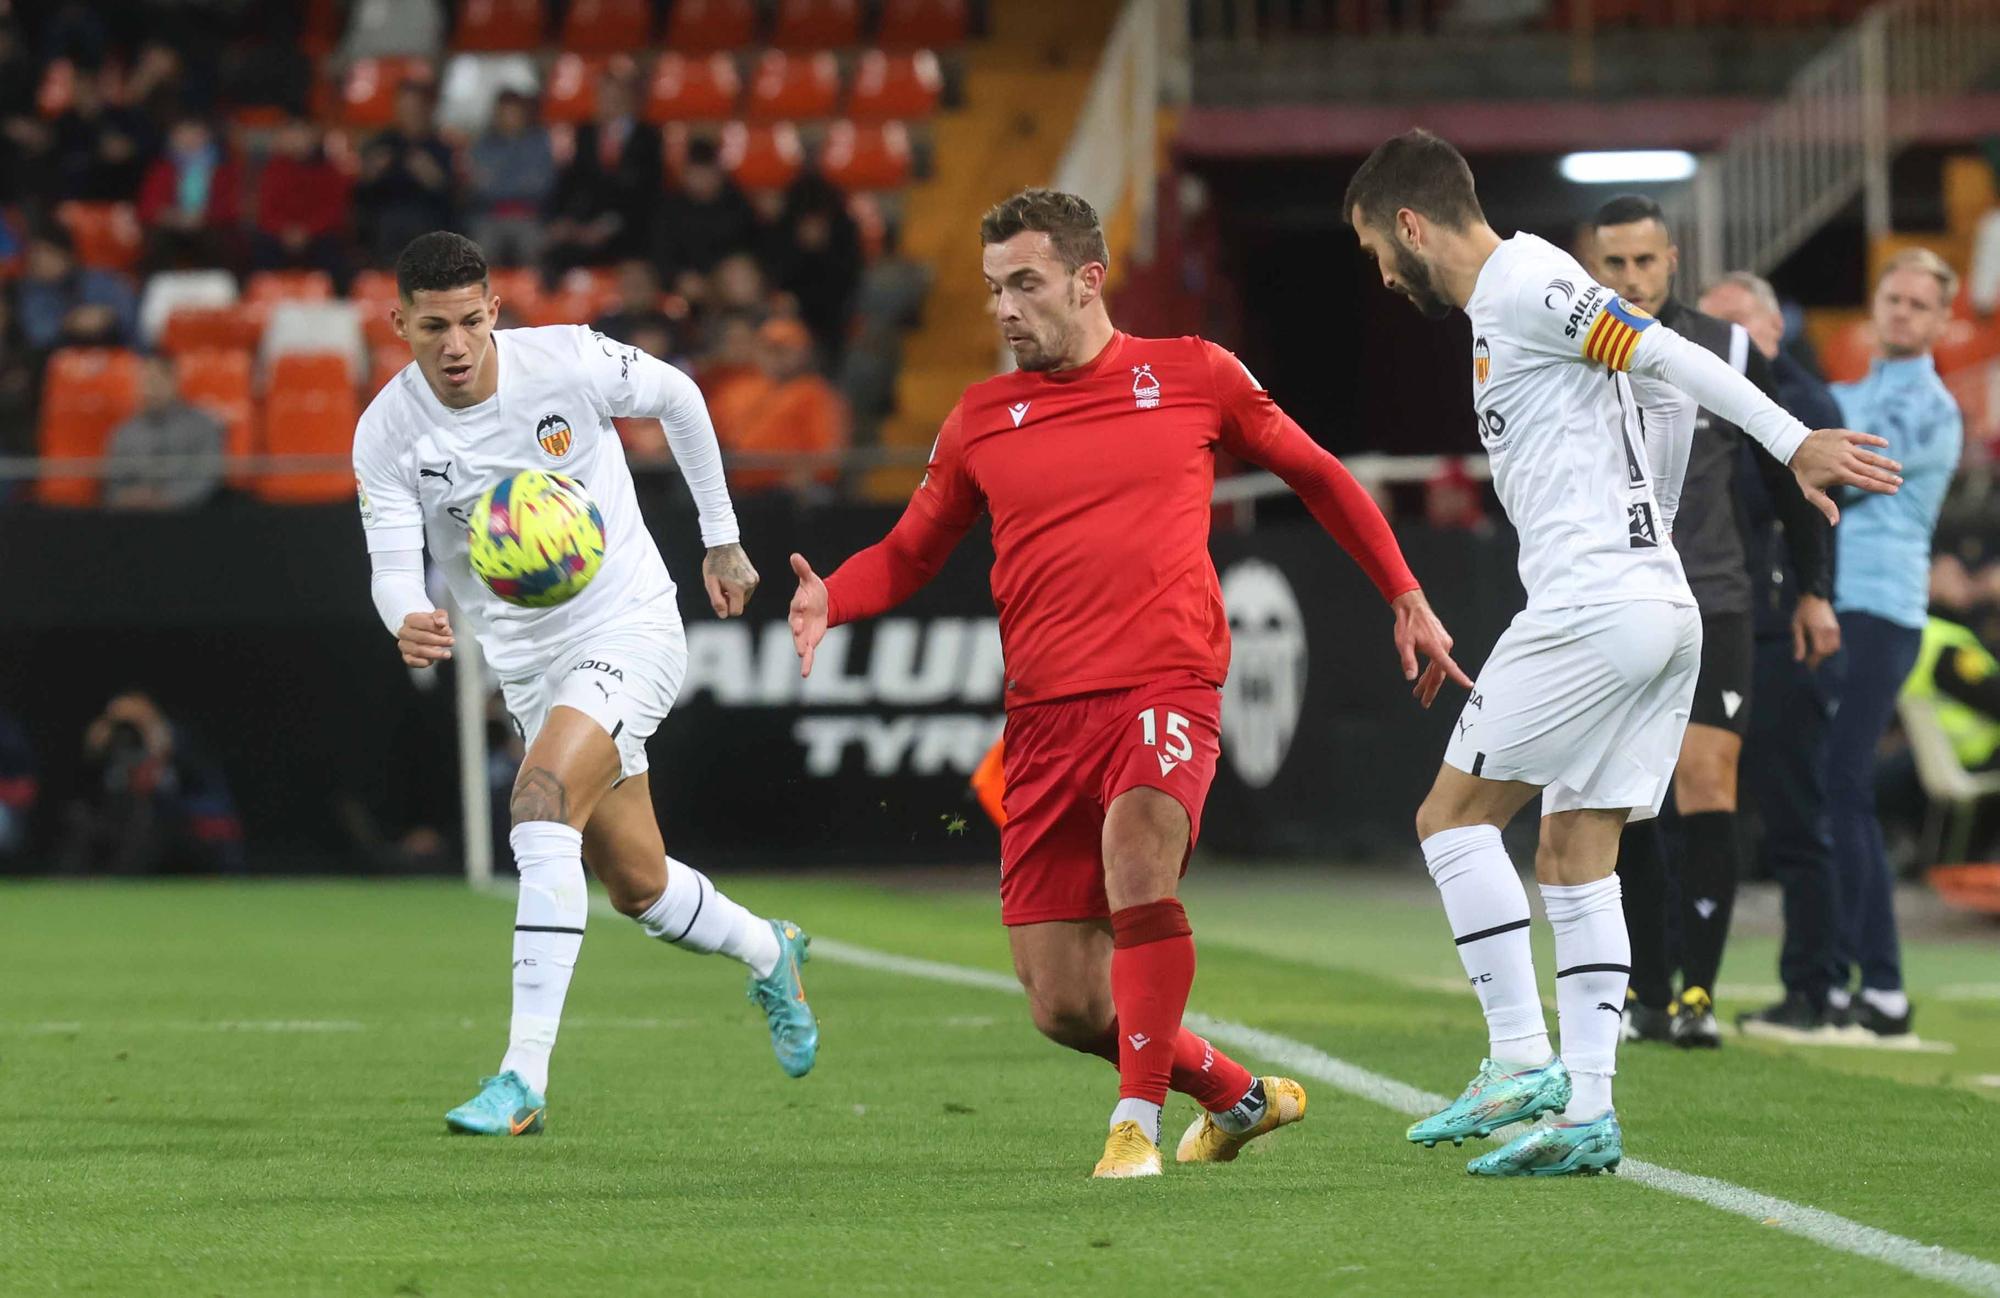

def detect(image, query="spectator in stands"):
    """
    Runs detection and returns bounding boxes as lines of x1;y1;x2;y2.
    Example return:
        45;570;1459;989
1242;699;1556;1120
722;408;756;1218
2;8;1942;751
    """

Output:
13;224;137;357
56;691;244;875
696;312;760;399
656;136;758;294
708;317;848;493
50;67;152;203
354;81;455;265
592;259;678;352
0;23;51;205
465;89;554;270
250;112;351;287
545;69;661;278
1422;457;1488;532
102;354;225;511
761;171;863;361
136;117;243;272
0;704;35;867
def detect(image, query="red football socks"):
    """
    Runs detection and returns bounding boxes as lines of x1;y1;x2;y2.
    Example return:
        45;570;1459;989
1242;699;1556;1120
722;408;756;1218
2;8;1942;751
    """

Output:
1109;899;1199;1105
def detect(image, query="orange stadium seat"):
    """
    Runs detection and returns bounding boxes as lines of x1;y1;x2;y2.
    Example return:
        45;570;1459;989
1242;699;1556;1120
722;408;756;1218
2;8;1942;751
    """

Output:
721;122;804;191
488;266;545;317
455;0;547;50
666;0;760;53
772;0;862;49
820;120;911;191
348;270;403;348
245;270;335;309
369;344;411;398
1934;317;2000;376
161;304;264;356
847;49;942;121
36;348;142;507
257;353;359;503
544;53;618;124
340;57;436;129
175;349;256;483
647;53;742;123
877;0;968;48
1818;317;1876;384
561;0;653;53
747;51;841;122
55;201;142;273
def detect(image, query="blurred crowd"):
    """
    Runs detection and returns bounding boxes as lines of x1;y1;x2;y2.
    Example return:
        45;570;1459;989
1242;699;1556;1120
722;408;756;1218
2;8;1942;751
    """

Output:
0;0;937;504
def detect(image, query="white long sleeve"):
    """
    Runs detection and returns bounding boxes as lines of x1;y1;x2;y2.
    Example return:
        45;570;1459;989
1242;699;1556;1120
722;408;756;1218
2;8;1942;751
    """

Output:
582;330;740;548
1629;323;1811;465
369;547;431;635
1628;371;1696;534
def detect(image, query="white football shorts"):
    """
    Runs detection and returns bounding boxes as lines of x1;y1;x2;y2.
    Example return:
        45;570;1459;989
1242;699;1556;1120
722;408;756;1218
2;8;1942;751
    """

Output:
498;610;688;782
1444;600;1702;821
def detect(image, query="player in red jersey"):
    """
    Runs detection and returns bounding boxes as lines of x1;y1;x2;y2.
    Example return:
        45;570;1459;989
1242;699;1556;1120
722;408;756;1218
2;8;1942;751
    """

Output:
787;190;1469;1177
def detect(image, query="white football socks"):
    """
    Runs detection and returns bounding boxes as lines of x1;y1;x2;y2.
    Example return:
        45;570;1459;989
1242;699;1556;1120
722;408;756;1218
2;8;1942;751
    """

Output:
1109;1097;1163;1145
1542;875;1628;1121
500;821;588;1096
637;857;781;980
1422;825;1552;1068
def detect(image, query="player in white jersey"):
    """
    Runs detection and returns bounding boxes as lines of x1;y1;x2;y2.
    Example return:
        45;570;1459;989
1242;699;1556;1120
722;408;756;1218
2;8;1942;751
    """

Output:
352;232;819;1136
1344;132;1901;1175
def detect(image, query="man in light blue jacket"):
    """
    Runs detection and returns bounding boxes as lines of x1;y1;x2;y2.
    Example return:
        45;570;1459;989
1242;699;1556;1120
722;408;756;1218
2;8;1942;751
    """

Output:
1826;248;1964;1038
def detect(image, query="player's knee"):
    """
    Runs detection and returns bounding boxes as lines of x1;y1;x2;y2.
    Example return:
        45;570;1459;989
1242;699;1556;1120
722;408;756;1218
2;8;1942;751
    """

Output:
602;878;658;918
1027;991;1114;1051
510;765;573;828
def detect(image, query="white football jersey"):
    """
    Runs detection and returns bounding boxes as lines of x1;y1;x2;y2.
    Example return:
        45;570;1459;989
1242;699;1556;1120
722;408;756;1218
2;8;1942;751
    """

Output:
1465;233;1695;612
353;324;738;679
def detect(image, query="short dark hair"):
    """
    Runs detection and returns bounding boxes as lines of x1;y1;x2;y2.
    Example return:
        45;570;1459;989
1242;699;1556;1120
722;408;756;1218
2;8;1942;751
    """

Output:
1592;194;1670;239
395;231;488;300
979;189;1108;273
1343;129;1484;232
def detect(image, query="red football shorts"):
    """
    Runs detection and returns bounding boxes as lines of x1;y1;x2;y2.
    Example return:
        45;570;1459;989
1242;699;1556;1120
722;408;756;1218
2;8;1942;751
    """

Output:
997;673;1224;926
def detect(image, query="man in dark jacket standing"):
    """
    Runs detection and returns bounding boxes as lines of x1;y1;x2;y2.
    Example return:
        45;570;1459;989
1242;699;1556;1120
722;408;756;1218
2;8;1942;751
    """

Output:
1590;198;1835;1048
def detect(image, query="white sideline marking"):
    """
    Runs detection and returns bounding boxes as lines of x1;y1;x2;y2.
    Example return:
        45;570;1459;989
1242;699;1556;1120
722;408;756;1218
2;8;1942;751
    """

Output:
811;937;2000;1298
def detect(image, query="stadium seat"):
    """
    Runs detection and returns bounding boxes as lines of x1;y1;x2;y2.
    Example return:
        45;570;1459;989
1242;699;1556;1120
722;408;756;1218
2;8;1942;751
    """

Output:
369;343;411;397
257;353;360;503
1934;317;2000;376
560;0;652;53
245;270;336;310
771;0;862;50
138;270;239;348
747;51;842;123
646;53;741;123
161;304;264;356
876;0;967;48
820;120;911;191
721;122;804;191
54;201;142;274
339;57;437;128
1818;316;1876;384
36;348;142;507
262;301;368;380
847;50;942;121
454;0;546;50
544;53;619;125
489;266;544;317
175;349;257;483
665;0;759;53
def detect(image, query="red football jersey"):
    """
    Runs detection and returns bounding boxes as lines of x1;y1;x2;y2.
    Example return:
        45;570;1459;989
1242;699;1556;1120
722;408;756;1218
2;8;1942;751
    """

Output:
824;332;1417;707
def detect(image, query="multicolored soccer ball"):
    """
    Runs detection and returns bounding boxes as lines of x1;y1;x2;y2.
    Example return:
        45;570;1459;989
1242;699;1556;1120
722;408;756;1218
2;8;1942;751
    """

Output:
467;470;606;608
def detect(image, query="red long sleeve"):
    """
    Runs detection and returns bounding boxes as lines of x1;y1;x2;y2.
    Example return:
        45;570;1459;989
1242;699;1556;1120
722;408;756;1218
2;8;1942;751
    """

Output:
1206;343;1418;604
823;499;971;627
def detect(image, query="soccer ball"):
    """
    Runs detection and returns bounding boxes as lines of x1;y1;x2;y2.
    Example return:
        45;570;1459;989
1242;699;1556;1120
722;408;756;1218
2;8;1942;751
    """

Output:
467;470;606;608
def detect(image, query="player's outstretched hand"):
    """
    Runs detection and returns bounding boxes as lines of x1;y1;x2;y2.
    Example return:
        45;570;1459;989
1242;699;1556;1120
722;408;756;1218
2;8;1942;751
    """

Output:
1392;589;1474;709
397;609;453;669
788;552;828;678
703;543;760;618
1791;428;1901;525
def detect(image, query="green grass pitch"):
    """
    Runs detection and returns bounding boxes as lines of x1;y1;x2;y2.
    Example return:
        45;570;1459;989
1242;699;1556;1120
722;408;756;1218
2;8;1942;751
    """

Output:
6;868;1997;1296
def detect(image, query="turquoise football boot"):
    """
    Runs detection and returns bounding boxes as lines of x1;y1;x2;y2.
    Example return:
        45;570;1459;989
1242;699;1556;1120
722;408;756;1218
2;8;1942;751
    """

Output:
1406;1057;1571;1147
749;919;819;1078
445;1070;546;1136
1468;1111;1623;1177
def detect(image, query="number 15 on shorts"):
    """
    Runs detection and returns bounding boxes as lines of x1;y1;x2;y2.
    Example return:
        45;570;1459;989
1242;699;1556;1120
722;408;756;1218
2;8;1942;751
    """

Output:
1139;708;1193;776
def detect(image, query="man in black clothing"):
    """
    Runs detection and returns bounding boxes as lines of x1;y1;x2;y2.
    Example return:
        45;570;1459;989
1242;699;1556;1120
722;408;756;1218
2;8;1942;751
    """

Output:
1703;271;1849;1037
1590;197;1835;1048
545;71;663;277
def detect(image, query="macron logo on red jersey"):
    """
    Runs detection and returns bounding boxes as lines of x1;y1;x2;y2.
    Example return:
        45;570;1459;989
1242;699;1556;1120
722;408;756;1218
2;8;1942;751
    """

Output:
1007;401;1030;427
